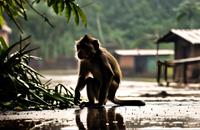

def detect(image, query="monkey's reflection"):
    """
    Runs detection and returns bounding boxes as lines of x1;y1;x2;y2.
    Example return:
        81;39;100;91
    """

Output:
75;107;125;130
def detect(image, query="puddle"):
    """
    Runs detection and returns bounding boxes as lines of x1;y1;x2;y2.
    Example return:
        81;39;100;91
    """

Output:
1;103;200;129
1;75;200;129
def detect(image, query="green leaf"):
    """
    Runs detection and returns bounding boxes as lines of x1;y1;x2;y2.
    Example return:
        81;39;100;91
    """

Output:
0;36;8;51
76;6;87;26
52;1;59;14
47;0;56;7
0;13;4;27
58;0;64;14
21;62;44;78
29;90;49;105
65;2;71;23
36;0;40;3
16;77;30;91
33;85;65;103
72;3;79;25
14;0;27;20
0;36;30;62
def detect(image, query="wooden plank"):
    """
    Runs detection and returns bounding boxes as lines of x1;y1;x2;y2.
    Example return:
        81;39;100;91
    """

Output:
171;56;200;64
156;57;200;85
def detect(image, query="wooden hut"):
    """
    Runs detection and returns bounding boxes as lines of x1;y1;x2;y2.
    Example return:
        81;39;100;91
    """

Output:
114;49;173;77
157;29;200;84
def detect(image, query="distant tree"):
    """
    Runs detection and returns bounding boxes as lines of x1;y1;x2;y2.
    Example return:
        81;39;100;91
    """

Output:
175;0;200;28
5;0;198;59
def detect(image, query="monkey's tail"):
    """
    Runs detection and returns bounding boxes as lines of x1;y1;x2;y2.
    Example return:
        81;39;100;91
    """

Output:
111;98;145;106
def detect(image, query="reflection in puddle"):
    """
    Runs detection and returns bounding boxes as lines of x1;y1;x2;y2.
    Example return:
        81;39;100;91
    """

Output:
74;107;125;130
1;105;200;130
71;106;200;130
61;127;78;130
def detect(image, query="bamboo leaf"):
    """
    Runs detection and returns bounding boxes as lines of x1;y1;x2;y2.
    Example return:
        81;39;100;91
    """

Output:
16;77;30;89
65;2;71;23
21;62;44;78
0;36;31;60
76;6;87;26
58;0;64;14
29;55;42;60
18;47;39;56
32;84;65;103
32;0;40;3
29;90;49;105
0;36;8;51
14;0;27;20
47;0;56;7
50;93;65;102
72;3;79;25
52;1;59;14
0;8;5;26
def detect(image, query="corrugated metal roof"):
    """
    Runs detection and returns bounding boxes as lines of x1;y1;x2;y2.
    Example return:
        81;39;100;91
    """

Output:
157;29;200;44
171;29;200;44
115;49;174;56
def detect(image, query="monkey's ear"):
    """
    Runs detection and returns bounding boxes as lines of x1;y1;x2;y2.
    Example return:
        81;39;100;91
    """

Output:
75;40;79;44
92;40;100;50
84;34;89;39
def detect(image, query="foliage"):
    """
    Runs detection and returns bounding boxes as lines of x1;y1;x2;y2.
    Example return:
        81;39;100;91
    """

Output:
4;0;200;60
0;36;75;110
174;0;200;28
0;0;87;32
10;0;200;59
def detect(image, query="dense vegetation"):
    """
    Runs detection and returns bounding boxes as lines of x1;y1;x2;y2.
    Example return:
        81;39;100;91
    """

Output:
8;0;200;59
0;37;75;110
0;0;86;110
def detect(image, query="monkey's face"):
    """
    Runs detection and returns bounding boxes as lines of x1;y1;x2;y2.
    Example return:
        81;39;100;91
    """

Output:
75;35;99;60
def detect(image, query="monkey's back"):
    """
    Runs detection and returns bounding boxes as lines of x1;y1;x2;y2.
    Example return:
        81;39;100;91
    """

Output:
101;47;122;83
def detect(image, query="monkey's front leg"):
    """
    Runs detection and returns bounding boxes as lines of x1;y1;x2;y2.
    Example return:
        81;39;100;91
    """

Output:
74;90;81;105
80;78;105;108
74;76;87;105
98;76;113;106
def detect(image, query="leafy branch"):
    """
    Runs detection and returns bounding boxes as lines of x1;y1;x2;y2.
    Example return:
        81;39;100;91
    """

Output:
0;0;87;32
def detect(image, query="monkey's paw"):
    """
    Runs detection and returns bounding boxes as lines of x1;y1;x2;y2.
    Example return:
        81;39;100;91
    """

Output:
90;103;105;109
79;102;104;109
79;102;89;109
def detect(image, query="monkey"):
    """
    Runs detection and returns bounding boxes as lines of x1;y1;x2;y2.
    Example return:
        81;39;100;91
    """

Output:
74;34;145;108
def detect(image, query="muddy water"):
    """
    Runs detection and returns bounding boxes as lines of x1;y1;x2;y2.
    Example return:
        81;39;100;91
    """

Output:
1;75;200;130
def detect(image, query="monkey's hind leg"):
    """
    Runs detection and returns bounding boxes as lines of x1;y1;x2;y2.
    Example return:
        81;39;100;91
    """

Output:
108;80;119;103
108;81;145;106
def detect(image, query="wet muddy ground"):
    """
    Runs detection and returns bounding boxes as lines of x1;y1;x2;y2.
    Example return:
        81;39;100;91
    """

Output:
0;75;200;130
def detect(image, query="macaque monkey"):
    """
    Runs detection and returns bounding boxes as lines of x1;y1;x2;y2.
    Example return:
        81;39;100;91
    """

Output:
74;35;145;108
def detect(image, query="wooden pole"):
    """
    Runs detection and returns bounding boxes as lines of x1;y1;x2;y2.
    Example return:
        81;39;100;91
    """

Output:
156;43;160;84
157;61;161;84
183;63;187;84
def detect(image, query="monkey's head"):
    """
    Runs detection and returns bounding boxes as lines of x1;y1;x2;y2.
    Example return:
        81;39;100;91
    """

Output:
75;35;100;60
